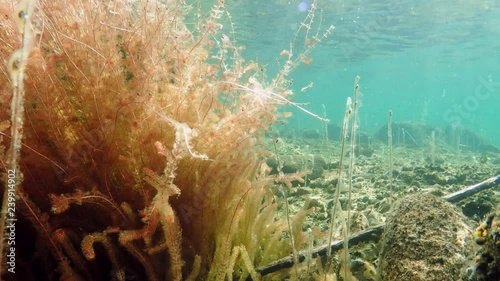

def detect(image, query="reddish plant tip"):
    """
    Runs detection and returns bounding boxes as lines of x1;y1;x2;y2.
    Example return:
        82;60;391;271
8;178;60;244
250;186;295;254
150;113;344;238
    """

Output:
49;194;70;214
54;228;66;240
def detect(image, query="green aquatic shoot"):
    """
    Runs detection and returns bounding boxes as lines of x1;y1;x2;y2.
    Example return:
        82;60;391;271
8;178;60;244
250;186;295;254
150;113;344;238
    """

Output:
388;110;393;185
326;97;352;260
344;75;360;280
322;104;329;144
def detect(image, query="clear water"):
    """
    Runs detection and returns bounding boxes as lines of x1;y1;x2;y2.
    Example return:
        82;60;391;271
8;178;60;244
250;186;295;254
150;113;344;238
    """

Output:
223;0;500;145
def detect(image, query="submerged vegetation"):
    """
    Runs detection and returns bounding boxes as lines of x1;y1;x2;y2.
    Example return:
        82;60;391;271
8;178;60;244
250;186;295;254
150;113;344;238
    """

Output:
0;0;335;280
1;1;499;281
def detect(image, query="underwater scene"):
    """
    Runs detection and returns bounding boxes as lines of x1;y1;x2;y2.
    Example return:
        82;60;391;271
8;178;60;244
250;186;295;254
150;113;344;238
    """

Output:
0;0;499;280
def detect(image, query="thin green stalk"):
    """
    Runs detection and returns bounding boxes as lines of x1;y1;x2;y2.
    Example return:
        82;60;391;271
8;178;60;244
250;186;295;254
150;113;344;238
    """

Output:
322;104;329;144
326;97;352;259
388;110;393;184
344;76;360;280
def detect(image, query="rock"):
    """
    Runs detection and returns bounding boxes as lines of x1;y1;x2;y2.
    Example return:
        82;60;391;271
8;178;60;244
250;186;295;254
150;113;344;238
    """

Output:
477;144;500;153
311;155;327;180
444;124;499;153
375;122;438;147
379;194;474;281
355;144;375;157
266;154;326;181
302;129;321;139
401;164;413;172
290;187;311;197
461;194;495;221
308;196;325;212
327;123;342;141
310;176;337;190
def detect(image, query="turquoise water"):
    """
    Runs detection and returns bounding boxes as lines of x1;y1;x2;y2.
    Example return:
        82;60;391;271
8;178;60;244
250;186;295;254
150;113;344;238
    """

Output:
224;0;500;146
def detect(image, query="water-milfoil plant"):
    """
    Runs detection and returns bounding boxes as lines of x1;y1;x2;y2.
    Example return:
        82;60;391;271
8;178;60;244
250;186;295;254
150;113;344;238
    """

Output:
0;0;332;280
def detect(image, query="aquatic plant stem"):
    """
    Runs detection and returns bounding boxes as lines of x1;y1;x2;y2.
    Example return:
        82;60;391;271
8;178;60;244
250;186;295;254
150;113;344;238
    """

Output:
326;97;352;260
344;75;360;279
322;104;329;144
1;0;35;273
388;110;393;185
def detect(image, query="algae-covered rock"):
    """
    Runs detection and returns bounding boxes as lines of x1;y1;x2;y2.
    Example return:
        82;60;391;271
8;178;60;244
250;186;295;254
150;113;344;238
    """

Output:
266;154;327;180
466;212;500;281
379;194;474;281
